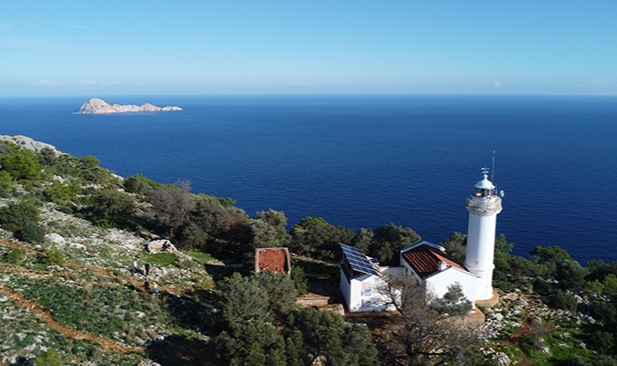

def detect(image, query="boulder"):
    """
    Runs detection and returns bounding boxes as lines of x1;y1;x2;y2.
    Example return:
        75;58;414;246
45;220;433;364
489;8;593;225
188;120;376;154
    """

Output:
46;233;66;245
144;239;178;254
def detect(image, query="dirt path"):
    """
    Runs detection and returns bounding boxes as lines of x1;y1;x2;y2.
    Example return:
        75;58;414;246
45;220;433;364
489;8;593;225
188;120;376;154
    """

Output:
0;237;152;292
0;283;142;354
0;238;146;355
0;237;45;256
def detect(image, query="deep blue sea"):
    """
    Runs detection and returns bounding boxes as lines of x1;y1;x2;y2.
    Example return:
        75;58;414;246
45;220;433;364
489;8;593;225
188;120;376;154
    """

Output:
1;95;616;264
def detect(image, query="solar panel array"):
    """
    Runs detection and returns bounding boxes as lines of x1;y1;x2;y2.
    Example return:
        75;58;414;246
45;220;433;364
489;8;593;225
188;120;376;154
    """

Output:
340;243;380;276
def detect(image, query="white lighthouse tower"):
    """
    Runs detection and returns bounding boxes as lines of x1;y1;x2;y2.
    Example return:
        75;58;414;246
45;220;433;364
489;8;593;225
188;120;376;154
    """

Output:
464;168;503;303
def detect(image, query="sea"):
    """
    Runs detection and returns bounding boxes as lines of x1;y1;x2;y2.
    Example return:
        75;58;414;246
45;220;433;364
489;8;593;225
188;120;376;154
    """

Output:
0;95;616;264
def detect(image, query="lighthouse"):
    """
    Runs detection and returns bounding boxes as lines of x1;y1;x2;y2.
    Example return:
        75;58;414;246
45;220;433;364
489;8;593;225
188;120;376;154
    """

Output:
464;168;503;302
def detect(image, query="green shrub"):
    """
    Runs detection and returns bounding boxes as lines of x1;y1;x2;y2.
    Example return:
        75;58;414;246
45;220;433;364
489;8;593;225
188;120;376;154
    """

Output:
6;248;25;263
556;260;587;290
532;277;553;296
36;348;63;366
0;148;41;180
0;170;14;197
602;274;617;296
43;180;74;204
124;173;161;195
589;330;614;354
432;282;473;316
549;291;578;312
20;222;46;243
290;266;308;295
56;205;74;214
589;300;617;324
82;189;136;229
42;246;65;265
584;279;604;296
0;195;41;231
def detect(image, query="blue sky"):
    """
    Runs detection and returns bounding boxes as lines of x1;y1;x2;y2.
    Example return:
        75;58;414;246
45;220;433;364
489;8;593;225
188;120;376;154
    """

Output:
2;1;616;96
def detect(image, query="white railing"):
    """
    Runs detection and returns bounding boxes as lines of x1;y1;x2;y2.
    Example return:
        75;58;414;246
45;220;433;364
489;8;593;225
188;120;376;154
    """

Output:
466;196;502;212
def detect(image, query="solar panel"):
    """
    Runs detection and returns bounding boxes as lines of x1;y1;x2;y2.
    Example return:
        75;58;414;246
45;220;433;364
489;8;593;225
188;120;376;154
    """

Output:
340;243;381;276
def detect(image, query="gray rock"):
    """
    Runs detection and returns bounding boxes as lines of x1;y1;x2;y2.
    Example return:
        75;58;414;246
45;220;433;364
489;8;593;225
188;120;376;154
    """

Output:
46;233;66;245
0;135;63;155
144;239;178;254
68;243;87;250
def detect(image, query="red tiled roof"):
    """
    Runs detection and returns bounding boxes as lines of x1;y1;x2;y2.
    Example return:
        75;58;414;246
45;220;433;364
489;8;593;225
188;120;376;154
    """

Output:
255;248;290;274
401;244;467;279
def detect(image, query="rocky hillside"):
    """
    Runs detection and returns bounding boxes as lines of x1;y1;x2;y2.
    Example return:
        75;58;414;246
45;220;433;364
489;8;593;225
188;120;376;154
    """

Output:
75;98;182;114
0;134;610;366
0;135;218;365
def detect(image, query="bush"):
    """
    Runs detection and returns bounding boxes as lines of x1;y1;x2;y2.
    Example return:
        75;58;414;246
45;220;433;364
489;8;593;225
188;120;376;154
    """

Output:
36;348;63;366
43;180;74;204
56;205;74;214
589;300;617;324
290;266;308;295
0;148;41;180
432;282;473;316
6;248;25;263
20;222;46;243
0;195;41;231
589;330;614;354
0;170;14;197
556;260;587;290
82;189;136;229
532;277;553;296
124;173;161;195
549;291;578;312
603;274;617;297
42;246;65;266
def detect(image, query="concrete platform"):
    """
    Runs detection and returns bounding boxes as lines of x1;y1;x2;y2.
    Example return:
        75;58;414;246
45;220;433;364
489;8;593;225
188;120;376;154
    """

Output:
474;290;500;308
464;306;486;325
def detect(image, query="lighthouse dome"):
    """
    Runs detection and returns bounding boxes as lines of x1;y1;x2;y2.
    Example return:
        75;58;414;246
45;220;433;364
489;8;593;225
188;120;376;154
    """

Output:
474;174;494;190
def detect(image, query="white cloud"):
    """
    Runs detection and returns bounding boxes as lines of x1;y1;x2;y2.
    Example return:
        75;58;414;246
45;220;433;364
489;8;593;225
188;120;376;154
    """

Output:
78;80;120;86
34;79;66;87
493;80;502;87
578;80;611;89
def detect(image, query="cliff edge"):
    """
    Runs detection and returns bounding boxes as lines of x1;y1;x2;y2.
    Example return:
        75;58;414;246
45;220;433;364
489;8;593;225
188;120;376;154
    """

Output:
76;98;182;114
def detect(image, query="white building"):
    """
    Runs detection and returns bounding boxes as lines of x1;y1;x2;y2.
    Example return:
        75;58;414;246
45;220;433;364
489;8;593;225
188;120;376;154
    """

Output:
400;241;477;305
339;243;405;312
339;169;503;312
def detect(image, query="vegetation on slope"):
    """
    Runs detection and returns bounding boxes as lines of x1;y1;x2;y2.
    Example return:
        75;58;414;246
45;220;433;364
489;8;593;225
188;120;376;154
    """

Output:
0;138;616;365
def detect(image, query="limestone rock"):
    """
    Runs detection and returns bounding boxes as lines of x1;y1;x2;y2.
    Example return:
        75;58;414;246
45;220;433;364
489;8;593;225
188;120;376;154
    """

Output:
144;239;178;254
46;233;66;245
76;98;182;114
0;135;64;156
493;352;511;366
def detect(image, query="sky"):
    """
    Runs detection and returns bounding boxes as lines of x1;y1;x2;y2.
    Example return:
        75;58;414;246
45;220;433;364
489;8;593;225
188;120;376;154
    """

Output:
1;1;616;96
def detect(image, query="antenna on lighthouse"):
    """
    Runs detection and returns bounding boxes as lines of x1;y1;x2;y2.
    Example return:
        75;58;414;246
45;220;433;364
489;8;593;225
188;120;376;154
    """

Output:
491;150;496;184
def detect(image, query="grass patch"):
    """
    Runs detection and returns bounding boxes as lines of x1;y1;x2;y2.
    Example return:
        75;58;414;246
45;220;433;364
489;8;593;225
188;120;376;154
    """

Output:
185;250;217;263
292;256;339;282
6;275;176;342
145;252;180;268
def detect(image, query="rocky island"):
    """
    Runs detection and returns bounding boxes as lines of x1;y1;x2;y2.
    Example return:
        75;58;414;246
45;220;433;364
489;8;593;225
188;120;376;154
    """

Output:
75;98;182;114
